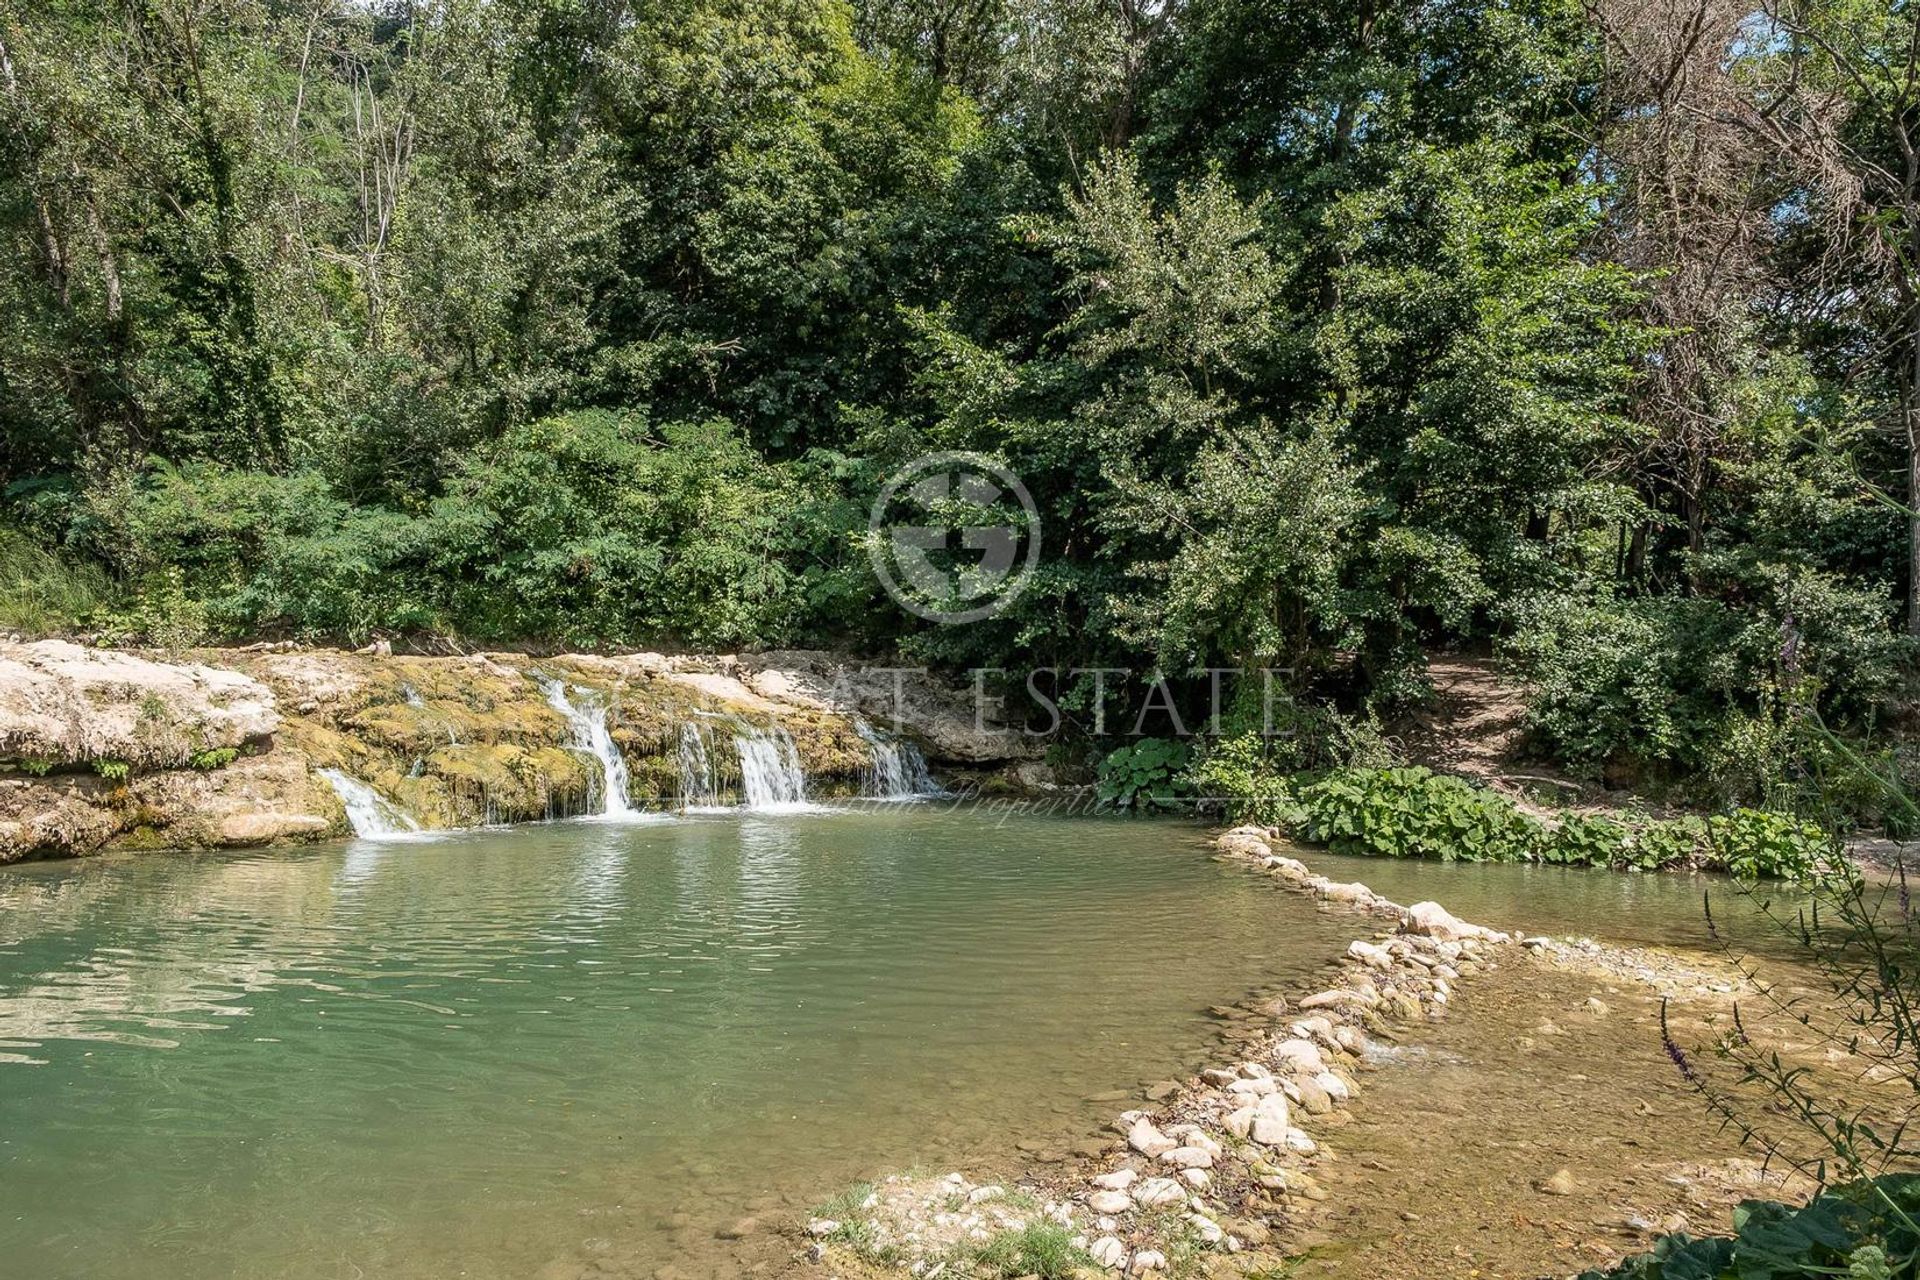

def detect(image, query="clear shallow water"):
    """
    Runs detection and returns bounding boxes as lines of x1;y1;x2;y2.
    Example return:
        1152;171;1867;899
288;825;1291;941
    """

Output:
0;811;1352;1280
0;812;1790;1280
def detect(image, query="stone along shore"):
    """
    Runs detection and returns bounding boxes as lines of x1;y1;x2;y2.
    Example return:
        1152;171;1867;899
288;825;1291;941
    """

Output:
798;824;1571;1278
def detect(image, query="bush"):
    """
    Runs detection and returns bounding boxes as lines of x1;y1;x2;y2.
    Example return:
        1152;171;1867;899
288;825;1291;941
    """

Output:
99;412;833;648
1702;809;1828;881
1095;738;1192;813
1543;813;1631;867
1283;765;1814;878
1298;766;1544;862
1576;1176;1920;1280
1504;592;1755;775
1185;731;1304;827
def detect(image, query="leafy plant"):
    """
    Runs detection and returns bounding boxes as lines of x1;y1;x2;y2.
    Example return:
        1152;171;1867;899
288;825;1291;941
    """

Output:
1702;810;1828;881
189;747;240;771
1297;766;1544;862
1576;1176;1920;1280
1544;814;1632;867
91;758;129;781
1095;738;1193;813
1186;731;1305;827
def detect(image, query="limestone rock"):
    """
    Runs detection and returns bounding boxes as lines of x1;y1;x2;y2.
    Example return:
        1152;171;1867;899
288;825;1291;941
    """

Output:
1538;1168;1579;1196
1127;1118;1177;1158
0;640;279;769
1133;1177;1185;1208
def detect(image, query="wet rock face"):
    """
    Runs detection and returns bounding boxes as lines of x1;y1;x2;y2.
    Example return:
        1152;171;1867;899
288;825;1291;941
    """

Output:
0;644;1013;861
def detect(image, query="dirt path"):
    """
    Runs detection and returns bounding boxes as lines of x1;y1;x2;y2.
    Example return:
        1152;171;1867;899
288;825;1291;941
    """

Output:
1398;657;1596;810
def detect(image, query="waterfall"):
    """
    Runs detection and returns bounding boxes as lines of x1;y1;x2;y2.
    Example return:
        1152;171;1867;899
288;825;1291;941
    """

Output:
541;677;635;819
854;719;939;800
733;725;810;809
677;722;724;809
319;768;421;838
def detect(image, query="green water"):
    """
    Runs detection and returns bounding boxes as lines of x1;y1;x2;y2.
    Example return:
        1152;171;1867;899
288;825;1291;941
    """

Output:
0;810;1780;1280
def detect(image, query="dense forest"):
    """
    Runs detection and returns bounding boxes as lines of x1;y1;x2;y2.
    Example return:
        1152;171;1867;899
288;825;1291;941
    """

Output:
1;0;1917;814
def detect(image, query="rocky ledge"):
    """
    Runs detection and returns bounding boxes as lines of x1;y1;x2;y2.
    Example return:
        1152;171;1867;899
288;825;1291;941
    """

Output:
0;641;1035;863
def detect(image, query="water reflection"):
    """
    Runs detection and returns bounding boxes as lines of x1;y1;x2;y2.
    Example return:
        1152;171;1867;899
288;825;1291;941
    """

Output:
0;814;1785;1280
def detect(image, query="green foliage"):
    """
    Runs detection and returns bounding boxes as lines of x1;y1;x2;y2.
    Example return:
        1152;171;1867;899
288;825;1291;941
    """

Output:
0;0;1909;810
965;1219;1091;1279
188;747;240;771
1298;766;1544;863
1285;765;1819;877
0;524;113;637
1703;810;1829;882
91;758;129;781
99;412;827;648
1505;593;1753;774
1543;814;1632;867
1186;732;1303;827
1577;1177;1920;1280
1095;737;1192;813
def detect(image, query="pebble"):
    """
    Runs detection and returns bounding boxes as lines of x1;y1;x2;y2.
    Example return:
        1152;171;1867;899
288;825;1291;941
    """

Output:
1091;1168;1137;1191
1087;1190;1133;1215
1538;1168;1580;1196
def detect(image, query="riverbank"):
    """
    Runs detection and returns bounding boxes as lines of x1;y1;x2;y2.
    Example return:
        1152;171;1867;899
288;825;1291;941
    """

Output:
782;826;1831;1279
0;640;1033;862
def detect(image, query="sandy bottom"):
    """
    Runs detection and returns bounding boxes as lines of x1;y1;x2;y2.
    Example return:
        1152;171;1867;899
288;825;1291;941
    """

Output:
1297;954;1813;1280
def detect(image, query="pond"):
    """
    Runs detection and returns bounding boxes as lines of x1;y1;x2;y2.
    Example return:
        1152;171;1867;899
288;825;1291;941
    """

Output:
0;808;1778;1279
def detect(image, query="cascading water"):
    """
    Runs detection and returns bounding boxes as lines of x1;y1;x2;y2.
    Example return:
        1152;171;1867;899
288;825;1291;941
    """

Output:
319;768;421;837
732;725;810;809
540;677;635;819
853;718;939;800
677;722;724;809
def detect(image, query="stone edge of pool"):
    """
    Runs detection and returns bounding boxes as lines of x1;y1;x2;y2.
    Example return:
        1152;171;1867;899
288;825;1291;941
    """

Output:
787;824;1749;1279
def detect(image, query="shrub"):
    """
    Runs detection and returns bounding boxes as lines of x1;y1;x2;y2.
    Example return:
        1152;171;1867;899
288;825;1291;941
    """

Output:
1702;809;1828;881
1504;592;1754;775
1576;1175;1920;1280
1626;815;1708;870
1185;731;1303;827
1543;813;1631;867
1297;766;1544;862
1096;738;1192;813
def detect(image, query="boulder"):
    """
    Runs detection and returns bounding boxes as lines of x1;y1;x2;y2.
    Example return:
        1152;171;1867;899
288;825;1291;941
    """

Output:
1133;1177;1185;1208
1399;901;1506;943
1127;1118;1177;1158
